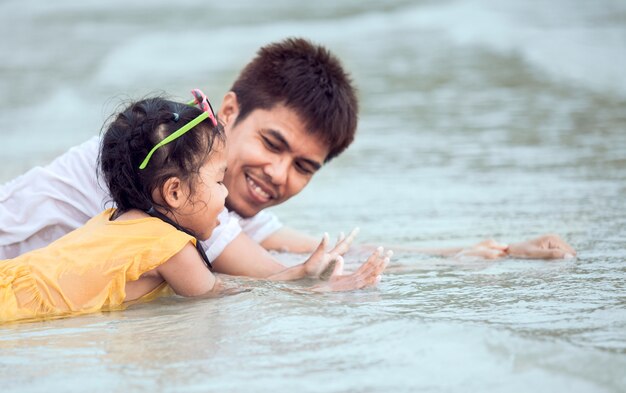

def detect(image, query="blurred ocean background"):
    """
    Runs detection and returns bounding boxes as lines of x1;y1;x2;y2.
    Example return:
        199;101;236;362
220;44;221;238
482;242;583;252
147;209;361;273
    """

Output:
1;0;625;392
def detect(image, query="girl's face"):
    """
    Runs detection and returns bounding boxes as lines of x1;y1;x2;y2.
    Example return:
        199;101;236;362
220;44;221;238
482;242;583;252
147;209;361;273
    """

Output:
175;145;228;240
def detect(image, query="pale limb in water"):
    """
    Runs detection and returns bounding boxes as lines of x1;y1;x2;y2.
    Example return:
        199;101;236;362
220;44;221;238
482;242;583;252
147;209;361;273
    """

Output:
453;239;508;260
506;234;576;259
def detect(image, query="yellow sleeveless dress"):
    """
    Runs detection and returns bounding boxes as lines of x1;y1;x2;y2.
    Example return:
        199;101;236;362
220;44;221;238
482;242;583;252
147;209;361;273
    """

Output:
1;208;195;323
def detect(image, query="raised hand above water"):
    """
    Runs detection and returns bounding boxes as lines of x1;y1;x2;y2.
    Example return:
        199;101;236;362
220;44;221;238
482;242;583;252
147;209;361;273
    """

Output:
302;228;360;278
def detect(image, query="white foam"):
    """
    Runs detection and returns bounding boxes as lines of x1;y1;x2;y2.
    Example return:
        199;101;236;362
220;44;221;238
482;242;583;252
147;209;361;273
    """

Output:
389;0;626;95
92;0;626;96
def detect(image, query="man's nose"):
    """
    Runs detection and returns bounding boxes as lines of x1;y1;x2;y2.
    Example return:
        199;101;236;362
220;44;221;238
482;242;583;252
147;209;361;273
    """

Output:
264;157;289;186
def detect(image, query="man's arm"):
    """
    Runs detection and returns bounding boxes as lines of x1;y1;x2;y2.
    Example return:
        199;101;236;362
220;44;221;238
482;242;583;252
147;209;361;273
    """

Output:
211;232;289;278
505;234;576;259
258;226;576;260
0;136;106;259
365;235;576;260
259;226;505;258
260;226;320;253
259;225;486;257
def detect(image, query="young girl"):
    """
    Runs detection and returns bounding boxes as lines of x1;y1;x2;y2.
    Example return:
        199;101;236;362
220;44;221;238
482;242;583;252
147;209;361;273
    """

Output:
1;90;389;324
0;90;228;323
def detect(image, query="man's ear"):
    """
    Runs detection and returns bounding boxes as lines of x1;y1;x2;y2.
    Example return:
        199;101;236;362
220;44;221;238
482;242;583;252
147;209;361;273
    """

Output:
161;177;186;209
217;91;240;132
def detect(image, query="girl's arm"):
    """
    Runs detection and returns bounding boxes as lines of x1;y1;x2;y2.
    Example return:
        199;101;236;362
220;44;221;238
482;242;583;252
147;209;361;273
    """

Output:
160;239;389;296
211;229;359;280
157;242;220;297
211;232;292;278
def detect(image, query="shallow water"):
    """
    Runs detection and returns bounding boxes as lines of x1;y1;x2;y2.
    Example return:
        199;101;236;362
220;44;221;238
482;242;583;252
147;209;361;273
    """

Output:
1;0;625;392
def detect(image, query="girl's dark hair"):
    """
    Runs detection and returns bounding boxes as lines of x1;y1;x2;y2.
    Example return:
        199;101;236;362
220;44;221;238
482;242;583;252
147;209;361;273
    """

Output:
98;96;225;216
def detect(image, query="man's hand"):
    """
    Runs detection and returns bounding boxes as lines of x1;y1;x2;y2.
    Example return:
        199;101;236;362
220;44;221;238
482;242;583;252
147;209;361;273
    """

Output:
454;239;509;260
310;247;391;292
506;234;576;260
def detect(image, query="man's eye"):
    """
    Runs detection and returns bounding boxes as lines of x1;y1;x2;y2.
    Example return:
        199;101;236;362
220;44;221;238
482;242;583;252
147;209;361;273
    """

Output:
262;137;279;151
295;162;314;175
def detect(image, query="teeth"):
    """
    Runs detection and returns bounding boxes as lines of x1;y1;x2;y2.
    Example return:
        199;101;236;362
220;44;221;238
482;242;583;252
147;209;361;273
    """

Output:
247;176;271;200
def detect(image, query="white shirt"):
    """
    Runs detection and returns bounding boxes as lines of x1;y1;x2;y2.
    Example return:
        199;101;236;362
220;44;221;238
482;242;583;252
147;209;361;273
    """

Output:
0;136;282;260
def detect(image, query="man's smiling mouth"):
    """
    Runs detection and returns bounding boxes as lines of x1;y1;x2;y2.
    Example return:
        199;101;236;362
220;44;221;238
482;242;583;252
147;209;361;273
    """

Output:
245;173;276;203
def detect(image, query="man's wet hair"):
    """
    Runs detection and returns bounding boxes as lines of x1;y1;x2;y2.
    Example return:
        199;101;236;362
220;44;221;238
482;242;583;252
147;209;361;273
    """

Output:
230;37;358;162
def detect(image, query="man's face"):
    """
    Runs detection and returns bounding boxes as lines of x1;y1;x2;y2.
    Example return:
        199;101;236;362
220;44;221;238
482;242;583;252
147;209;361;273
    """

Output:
220;98;329;218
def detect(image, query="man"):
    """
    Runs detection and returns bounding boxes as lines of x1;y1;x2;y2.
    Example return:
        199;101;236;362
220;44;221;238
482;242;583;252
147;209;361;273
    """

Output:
0;38;575;272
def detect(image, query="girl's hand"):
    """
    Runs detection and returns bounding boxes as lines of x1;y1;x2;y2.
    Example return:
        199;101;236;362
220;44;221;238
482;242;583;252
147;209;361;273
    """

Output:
310;247;391;292
303;228;359;278
453;239;508;260
328;228;359;256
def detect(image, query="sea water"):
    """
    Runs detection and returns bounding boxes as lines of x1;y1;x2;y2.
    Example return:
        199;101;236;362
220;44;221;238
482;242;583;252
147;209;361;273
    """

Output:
1;0;625;392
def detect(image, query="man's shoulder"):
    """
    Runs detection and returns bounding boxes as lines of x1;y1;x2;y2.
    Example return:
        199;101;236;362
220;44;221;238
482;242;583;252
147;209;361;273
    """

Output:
51;136;101;170
0;135;108;216
231;209;283;242
230;209;274;223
